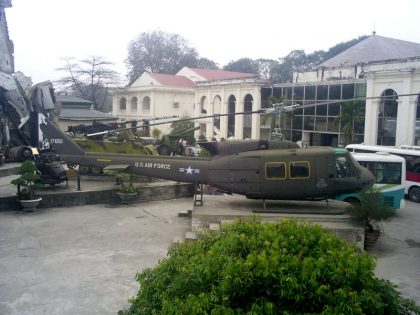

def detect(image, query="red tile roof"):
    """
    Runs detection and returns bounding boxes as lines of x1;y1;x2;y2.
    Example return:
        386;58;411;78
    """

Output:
188;68;257;81
149;73;195;88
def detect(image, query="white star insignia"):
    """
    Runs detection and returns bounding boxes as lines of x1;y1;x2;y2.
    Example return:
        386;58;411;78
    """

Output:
186;166;193;174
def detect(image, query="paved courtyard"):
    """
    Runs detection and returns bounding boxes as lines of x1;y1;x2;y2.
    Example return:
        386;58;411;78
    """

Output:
0;198;419;314
0;199;192;315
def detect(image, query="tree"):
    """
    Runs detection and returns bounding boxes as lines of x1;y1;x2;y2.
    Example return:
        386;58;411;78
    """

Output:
323;35;368;61
56;56;120;111
270;49;308;83
269;36;369;83
335;100;365;146
197;57;219;70
118;219;420;315
170;115;196;145
223;58;259;74
126;30;218;84
223;58;276;80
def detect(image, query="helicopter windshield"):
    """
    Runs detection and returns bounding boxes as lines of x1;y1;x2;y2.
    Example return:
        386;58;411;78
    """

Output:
335;156;357;178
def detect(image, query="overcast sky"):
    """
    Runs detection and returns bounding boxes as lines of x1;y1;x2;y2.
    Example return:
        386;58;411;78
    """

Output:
5;0;420;84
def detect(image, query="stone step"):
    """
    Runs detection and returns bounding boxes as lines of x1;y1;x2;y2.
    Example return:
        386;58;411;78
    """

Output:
209;223;221;231
0;163;20;178
185;231;199;241
178;209;192;218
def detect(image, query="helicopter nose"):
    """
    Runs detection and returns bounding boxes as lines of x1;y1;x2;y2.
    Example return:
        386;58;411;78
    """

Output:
360;167;375;188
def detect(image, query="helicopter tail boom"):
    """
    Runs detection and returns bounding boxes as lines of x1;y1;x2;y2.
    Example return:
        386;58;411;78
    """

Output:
37;112;86;165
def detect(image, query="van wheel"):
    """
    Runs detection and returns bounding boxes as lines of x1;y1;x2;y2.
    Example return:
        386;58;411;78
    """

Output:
408;187;420;203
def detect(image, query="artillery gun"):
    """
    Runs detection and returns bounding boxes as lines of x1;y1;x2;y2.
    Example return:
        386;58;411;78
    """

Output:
65;117;180;174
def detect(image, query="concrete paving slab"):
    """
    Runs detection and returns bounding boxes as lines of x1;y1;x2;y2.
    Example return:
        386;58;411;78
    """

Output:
190;195;363;245
0;198;193;315
370;200;420;305
0;190;419;313
194;195;348;215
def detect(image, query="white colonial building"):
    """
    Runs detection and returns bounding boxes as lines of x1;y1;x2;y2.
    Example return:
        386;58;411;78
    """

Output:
113;67;264;139
269;33;420;147
114;34;420;146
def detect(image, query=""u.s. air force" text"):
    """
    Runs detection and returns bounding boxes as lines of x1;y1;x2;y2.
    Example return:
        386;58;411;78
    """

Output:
134;162;171;170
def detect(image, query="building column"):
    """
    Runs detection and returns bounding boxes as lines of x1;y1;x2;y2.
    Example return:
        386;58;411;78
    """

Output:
364;80;378;145
112;96;118;116
396;76;415;146
220;91;228;139
207;91;214;140
251;89;261;139
235;93;244;140
194;92;200;139
151;90;156;118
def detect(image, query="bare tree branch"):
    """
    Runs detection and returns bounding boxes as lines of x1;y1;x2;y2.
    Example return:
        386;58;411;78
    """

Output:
55;56;121;111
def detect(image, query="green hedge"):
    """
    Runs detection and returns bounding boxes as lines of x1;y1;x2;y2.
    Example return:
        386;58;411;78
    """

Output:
119;219;419;315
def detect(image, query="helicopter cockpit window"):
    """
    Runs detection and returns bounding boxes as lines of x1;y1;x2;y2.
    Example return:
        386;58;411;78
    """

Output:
266;162;286;180
289;161;310;179
335;156;356;178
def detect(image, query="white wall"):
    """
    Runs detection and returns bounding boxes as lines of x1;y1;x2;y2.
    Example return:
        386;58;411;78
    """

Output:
194;80;262;140
113;88;195;135
364;60;420;146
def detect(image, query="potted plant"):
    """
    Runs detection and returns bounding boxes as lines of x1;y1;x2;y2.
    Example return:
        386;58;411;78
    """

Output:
346;188;396;249
104;170;137;204
11;160;44;211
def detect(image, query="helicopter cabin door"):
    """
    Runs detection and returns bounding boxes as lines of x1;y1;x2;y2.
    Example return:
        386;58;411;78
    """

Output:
262;157;316;199
227;155;261;198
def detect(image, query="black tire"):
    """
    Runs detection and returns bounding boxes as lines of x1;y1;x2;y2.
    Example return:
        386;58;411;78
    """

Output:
408;186;420;203
157;144;171;155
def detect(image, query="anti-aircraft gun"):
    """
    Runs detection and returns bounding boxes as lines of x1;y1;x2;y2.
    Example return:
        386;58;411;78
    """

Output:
157;125;201;156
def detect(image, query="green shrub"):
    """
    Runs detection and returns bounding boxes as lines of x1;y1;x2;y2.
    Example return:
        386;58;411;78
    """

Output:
347;188;396;232
11;160;44;200
119;219;419;315
103;170;136;193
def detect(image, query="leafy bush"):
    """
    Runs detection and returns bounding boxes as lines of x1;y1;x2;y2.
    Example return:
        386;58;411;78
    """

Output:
103;170;136;193
347;188;396;232
11;160;43;200
119;219;419;315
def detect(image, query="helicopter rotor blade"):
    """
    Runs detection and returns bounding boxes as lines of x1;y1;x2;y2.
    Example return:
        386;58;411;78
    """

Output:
85;92;419;138
86;110;266;137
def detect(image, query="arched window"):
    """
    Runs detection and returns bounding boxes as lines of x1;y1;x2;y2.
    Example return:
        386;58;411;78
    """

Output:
377;89;398;146
142;96;151;112
200;96;207;114
119;98;127;110
131;97;138;112
416;95;420;145
213;96;221;130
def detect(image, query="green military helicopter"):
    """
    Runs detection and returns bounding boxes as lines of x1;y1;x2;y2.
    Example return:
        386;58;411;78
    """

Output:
35;106;374;201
